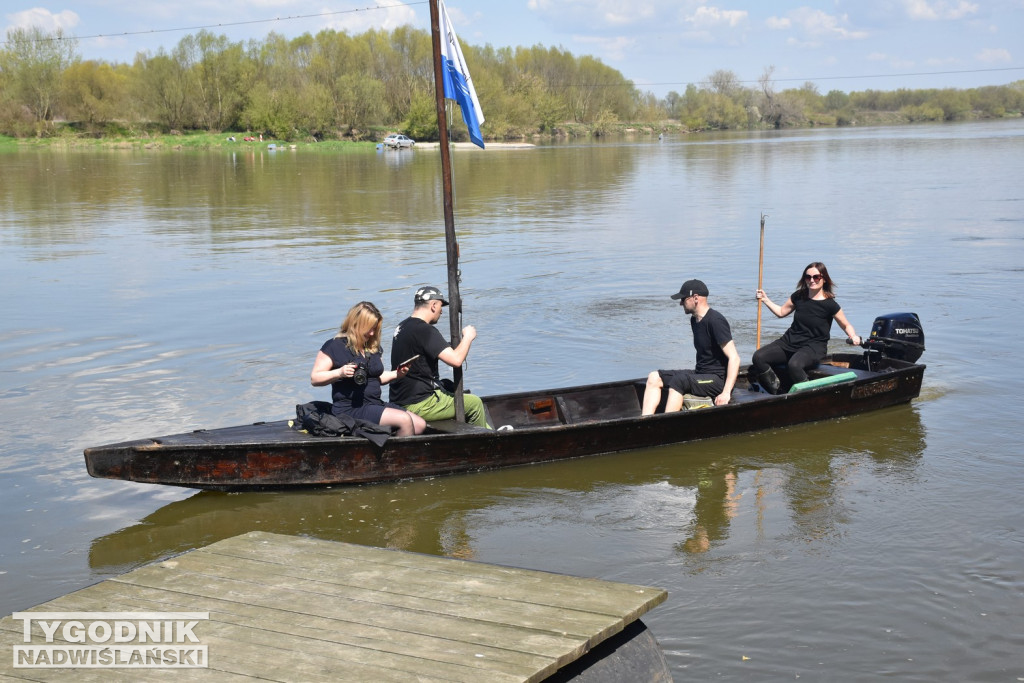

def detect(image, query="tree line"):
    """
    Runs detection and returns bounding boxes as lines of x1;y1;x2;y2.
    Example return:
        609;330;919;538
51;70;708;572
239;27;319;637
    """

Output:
2;25;1022;142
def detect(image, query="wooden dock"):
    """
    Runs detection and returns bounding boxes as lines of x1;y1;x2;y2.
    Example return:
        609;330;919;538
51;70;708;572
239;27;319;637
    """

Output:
2;531;669;681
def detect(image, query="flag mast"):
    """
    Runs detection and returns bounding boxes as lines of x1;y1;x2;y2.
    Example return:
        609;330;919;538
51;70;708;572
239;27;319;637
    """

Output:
429;0;466;421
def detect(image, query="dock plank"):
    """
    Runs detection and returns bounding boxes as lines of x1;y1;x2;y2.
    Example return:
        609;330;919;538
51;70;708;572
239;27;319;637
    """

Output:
1;531;667;682
2;590;517;683
23;583;552;682
132;548;626;637
67;581;551;679
206;533;661;619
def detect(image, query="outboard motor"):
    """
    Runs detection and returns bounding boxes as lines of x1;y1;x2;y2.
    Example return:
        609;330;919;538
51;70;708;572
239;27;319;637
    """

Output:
862;312;925;363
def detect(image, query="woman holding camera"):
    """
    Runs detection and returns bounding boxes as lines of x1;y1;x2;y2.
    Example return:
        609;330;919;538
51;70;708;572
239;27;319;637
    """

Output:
311;301;426;436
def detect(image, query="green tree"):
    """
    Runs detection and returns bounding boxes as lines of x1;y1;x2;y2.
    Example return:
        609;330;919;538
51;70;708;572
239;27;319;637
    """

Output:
62;60;129;129
187;31;247;131
664;90;683;120
757;66;781;127
404;91;439;140
707;69;741;97
242;32;309;138
132;50;192;131
240;80;295;139
823;90;850;111
591;108;619;136
900;103;944;121
933;88;971;120
335;73;388;133
0;26;78;132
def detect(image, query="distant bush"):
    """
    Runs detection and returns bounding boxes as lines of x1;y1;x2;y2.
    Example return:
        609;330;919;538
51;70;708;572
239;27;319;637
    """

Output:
900;104;945;122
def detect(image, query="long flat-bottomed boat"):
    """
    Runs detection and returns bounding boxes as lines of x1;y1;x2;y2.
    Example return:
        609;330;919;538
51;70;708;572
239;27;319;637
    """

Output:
84;313;926;491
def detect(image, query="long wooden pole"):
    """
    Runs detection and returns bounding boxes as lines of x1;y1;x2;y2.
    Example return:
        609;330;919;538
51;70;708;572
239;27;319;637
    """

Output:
756;213;766;349
429;0;465;421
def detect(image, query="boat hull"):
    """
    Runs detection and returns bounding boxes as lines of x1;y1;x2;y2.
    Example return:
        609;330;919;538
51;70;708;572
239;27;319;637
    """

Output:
84;355;925;490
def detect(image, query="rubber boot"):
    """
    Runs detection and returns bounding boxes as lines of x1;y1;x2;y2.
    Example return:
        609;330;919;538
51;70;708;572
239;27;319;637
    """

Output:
758;368;781;395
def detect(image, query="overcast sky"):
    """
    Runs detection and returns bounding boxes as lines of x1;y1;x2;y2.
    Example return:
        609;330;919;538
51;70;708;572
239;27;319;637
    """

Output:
4;0;1022;97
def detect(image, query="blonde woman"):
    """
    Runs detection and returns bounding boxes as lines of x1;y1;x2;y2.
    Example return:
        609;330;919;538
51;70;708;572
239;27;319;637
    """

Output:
311;302;426;436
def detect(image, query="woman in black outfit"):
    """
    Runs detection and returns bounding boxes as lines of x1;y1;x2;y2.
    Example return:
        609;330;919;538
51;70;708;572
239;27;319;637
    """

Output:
310;301;426;436
752;262;861;393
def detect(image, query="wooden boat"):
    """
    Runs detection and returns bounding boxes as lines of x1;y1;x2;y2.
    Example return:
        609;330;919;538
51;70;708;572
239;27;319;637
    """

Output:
84;317;925;491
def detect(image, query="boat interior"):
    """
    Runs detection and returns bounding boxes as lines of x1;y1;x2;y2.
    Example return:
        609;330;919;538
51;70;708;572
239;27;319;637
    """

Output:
426;356;881;434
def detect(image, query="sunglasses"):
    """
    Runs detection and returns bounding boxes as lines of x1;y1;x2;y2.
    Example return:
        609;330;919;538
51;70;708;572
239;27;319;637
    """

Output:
804;273;823;282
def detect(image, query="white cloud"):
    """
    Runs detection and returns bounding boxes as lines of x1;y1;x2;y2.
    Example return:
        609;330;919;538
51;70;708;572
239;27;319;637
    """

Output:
675;5;748;45
866;52;919;69
604;8;655;26
574;34;635;61
902;0;979;21
325;3;417;34
764;8;867;44
685;6;747;29
976;47;1011;63
529;0;662;30
6;7;80;33
788;8;868;40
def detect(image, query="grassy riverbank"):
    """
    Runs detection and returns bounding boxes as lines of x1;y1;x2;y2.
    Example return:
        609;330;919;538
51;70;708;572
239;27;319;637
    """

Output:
1;123;688;151
4;131;382;152
3;112;1015;151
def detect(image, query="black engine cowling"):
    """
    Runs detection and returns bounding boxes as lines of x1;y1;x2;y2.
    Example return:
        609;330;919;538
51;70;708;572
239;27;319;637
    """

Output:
863;312;925;362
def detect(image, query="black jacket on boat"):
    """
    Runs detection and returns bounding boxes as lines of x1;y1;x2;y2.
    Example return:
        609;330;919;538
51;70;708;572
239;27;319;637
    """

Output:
292;401;392;447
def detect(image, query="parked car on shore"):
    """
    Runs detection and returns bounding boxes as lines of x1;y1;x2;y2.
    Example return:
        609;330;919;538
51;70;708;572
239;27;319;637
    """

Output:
383;134;415;149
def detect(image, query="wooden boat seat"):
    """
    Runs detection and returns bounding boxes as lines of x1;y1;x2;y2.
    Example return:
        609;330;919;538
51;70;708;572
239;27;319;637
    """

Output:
729;389;773;404
809;363;876;380
763;362;876;391
426;419;492;435
485;395;565;428
556;384;641;424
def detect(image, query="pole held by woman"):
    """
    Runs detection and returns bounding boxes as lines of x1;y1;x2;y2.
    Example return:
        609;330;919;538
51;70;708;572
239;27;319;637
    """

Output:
756;213;766;349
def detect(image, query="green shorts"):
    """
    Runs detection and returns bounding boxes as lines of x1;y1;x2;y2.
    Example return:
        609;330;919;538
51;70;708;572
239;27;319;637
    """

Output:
403;389;491;428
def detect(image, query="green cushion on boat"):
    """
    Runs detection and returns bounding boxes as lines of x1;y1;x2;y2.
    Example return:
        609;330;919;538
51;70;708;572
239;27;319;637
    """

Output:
788;371;859;393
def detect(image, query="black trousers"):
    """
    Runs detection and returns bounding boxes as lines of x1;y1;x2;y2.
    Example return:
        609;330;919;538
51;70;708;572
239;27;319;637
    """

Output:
751;339;821;384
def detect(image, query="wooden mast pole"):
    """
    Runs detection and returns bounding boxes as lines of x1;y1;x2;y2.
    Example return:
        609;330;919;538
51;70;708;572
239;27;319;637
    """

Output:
429;0;465;421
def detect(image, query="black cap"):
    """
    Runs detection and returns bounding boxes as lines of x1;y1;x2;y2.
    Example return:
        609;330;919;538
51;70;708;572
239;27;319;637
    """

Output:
414;286;448;306
670;279;709;300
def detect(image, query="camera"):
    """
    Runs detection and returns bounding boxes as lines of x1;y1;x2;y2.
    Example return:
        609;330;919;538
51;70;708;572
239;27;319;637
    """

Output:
351;363;368;386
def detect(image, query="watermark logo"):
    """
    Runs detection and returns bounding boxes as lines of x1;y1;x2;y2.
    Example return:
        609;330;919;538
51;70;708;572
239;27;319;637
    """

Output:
12;612;209;669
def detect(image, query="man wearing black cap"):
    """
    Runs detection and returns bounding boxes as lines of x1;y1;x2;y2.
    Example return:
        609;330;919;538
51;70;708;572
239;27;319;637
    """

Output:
389;286;491;428
641;279;740;415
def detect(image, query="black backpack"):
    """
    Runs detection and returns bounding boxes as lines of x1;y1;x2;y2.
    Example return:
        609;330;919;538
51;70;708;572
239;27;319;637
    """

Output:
292;401;393;447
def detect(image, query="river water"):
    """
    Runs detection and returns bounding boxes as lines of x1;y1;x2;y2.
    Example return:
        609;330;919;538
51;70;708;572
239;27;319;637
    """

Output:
2;120;1023;680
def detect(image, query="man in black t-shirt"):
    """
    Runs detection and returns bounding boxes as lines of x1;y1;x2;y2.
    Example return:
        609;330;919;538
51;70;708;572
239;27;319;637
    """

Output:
389;286;491;428
641;279;741;415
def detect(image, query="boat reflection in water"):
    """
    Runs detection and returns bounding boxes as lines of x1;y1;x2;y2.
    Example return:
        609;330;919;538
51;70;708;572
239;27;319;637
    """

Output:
89;404;924;575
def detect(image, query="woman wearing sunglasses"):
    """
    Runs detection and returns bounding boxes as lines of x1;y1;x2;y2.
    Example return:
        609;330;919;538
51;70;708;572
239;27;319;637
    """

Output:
751;262;861;394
